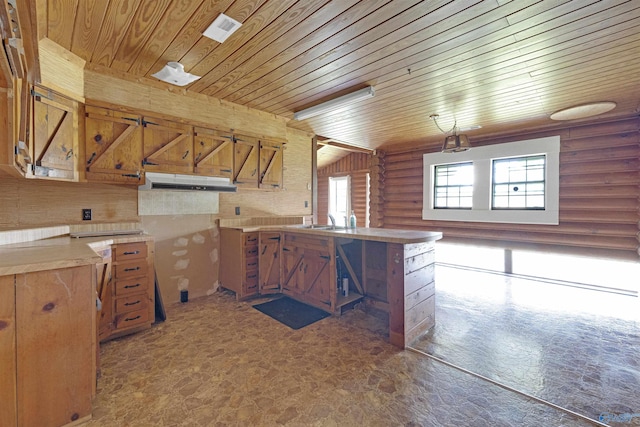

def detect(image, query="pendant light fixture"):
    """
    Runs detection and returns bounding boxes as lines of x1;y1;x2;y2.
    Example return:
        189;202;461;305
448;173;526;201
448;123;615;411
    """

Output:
430;114;472;153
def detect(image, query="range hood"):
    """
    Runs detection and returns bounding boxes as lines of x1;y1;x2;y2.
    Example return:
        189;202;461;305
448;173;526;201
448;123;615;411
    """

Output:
139;172;237;192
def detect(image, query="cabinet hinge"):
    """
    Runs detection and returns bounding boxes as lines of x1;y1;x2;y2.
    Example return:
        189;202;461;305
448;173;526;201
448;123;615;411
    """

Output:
123;117;141;125
141;119;158;127
31;88;52;100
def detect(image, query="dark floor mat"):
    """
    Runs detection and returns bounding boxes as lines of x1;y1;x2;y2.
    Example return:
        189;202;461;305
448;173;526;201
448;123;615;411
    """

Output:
252;296;330;330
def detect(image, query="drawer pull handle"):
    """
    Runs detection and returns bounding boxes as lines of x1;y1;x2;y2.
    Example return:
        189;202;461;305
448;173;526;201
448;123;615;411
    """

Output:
248;262;257;267
124;300;141;306
124;283;141;289
124;315;141;322
262;246;267;255
248;274;257;279
268;236;281;241
124;267;140;272
123;250;140;255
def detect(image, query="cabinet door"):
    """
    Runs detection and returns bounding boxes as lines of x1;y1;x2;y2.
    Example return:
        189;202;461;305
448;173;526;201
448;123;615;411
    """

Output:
281;245;304;295
259;140;284;189
0;275;16;427
16;265;94;427
97;258;113;342
85;105;143;183
302;248;332;307
193;126;234;178
233;134;259;188
259;232;281;294
142;116;193;173
31;86;79;180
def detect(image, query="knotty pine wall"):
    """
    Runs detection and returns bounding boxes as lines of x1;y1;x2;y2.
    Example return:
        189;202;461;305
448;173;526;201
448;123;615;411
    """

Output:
374;116;640;260
317;152;371;227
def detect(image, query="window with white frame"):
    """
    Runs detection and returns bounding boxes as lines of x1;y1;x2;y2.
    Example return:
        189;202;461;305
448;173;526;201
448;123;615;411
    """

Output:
422;136;560;225
433;162;473;209
492;155;546;210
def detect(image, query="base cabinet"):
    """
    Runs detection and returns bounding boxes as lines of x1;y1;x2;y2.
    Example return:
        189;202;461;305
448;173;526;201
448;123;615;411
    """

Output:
259;232;281;294
1;265;95;427
220;229;259;300
98;240;155;342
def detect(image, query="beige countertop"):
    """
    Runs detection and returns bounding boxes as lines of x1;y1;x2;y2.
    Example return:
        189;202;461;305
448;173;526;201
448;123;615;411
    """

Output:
221;225;443;244
0;234;153;276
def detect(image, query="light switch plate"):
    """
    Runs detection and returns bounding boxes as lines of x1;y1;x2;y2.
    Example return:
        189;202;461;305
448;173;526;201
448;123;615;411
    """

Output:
82;209;92;221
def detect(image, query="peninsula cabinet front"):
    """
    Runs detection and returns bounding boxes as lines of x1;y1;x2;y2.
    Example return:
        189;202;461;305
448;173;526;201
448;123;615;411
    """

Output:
0;265;95;427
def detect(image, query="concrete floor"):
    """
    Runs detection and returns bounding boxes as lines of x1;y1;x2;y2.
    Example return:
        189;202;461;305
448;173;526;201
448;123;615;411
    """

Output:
86;265;639;426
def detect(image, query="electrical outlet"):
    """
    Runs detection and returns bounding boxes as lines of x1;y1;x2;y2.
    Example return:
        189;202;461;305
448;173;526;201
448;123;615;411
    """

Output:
235;206;240;215
82;208;92;221
304;201;308;208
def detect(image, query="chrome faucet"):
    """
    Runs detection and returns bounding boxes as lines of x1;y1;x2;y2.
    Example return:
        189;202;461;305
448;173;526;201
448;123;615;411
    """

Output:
328;213;336;228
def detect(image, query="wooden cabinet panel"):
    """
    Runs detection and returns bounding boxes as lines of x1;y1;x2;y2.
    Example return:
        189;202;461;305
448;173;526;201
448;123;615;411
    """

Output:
259;232;281;294
193;126;234;178
0;275;16;427
281;233;334;312
259;140;284;189
233;134;259;188
16;265;94;427
31;86;79;180
85;105;143;184
220;228;261;300
102;241;155;342
142;116;193;173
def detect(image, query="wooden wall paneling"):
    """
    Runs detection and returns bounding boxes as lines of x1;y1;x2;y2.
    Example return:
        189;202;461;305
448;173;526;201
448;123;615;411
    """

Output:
0;274;16;427
381;117;640;258
38;38;85;102
83;69;289;141
0;176;139;229
317;176;328;225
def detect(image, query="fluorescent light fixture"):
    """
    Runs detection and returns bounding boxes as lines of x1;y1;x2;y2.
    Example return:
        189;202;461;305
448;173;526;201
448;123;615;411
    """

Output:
152;62;201;86
293;86;375;121
203;13;242;43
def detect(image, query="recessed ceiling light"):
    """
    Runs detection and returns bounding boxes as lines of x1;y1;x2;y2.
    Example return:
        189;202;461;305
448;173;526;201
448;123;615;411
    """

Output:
203;13;242;43
550;102;616;121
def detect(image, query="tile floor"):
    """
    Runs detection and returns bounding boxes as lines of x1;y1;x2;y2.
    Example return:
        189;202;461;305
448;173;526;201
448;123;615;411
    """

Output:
86;266;639;426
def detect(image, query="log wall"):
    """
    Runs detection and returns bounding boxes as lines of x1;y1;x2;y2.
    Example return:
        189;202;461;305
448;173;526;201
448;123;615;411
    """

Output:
377;116;640;259
317;152;371;226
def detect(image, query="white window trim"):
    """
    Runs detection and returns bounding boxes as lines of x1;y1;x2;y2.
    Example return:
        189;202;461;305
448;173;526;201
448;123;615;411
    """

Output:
422;136;560;225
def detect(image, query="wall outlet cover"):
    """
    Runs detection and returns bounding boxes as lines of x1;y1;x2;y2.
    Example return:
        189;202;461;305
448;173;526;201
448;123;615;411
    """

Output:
82;208;92;221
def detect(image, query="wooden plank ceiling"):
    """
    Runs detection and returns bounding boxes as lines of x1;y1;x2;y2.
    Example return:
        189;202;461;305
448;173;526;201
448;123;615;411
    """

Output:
42;0;640;166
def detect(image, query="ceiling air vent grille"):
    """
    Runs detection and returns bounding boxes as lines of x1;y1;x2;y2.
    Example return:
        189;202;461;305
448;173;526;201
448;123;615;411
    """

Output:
203;13;242;43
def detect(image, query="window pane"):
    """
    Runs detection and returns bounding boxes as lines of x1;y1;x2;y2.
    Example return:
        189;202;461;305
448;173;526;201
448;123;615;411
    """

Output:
492;155;545;210
434;162;473;209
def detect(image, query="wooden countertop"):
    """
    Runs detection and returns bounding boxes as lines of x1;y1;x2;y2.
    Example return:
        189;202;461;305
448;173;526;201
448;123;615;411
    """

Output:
0;234;153;276
221;225;443;244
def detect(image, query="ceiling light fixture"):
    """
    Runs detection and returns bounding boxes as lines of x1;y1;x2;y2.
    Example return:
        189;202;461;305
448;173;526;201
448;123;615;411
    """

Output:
293;86;375;121
203;13;242;43
550;101;616;121
152;62;201;86
430;114;471;153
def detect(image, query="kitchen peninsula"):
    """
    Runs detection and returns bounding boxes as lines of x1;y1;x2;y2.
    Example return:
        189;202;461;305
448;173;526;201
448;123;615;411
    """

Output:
220;222;443;348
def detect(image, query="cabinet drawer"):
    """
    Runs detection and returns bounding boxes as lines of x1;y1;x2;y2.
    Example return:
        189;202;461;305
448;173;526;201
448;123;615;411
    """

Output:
243;271;258;294
114;308;149;330
114;242;147;261
245;256;259;271
115;260;148;279
115;294;149;314
245;245;258;258
115;277;148;296
243;232;258;246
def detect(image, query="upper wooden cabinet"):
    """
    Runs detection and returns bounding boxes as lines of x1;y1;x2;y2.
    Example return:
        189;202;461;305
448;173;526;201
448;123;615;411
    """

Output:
0;78;31;177
30;86;79;180
233;134;259;188
259;140;284;189
142;116;193;174
85;106;143;184
193;126;233;179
